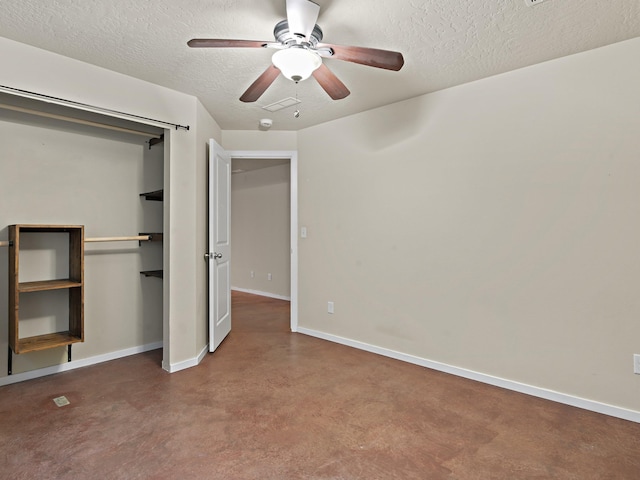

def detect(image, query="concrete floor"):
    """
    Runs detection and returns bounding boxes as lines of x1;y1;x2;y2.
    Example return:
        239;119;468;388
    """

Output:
1;291;639;479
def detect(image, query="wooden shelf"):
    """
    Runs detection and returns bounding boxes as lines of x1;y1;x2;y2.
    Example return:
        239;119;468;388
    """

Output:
16;332;83;354
140;270;163;278
8;225;80;233
18;279;83;293
140;189;163;201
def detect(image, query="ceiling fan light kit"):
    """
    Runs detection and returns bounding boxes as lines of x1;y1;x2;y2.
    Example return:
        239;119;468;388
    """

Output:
272;47;322;82
187;0;404;103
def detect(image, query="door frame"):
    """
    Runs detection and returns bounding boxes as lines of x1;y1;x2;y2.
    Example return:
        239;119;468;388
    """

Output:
228;150;298;332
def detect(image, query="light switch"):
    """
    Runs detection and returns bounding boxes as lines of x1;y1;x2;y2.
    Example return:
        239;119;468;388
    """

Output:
301;226;307;238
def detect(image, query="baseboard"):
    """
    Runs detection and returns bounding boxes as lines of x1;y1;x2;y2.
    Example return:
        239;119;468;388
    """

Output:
297;327;640;424
0;341;163;387
231;287;291;301
163;343;209;373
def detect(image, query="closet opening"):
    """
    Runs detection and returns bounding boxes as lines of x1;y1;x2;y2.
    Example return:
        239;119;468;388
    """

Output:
0;92;166;383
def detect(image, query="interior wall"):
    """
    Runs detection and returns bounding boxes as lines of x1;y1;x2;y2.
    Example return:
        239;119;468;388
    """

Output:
0;114;163;377
222;130;297;151
231;163;291;298
0;36;222;371
297;37;640;412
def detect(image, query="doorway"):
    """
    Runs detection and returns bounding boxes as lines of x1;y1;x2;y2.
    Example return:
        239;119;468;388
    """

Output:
228;150;298;332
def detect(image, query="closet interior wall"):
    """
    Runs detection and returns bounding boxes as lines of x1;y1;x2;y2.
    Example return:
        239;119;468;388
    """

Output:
0;94;164;377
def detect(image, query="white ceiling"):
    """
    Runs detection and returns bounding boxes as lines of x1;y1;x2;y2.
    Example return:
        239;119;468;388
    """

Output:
1;0;638;131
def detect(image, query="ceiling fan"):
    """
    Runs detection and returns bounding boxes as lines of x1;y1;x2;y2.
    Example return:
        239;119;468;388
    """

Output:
187;0;405;103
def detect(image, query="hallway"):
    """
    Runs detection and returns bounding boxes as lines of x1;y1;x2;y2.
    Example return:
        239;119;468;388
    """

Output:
1;291;639;479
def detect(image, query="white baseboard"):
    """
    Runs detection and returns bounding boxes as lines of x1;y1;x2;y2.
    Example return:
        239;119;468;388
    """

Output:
1;341;163;387
198;343;209;364
231;287;291;301
162;343;209;373
297;327;640;424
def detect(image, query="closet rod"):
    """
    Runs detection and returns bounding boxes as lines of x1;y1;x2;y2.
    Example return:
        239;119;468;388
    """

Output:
0;236;154;246
0;103;158;138
85;235;151;243
0;84;189;131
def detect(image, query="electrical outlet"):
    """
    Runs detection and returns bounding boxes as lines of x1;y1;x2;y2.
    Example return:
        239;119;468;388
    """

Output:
524;0;548;6
328;301;334;314
634;354;640;375
267;273;272;281
250;270;255;278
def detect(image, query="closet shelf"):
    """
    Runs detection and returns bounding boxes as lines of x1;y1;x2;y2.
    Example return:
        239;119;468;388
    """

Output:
140;270;163;279
18;279;83;293
16;331;83;354
140;189;163;201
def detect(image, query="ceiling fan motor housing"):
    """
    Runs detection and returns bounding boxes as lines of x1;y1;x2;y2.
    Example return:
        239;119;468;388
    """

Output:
274;19;323;47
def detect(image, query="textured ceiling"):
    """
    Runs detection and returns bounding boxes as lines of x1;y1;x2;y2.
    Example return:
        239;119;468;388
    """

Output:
1;0;638;131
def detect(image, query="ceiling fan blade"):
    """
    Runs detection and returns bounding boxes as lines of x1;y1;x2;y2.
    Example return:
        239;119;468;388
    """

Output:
188;39;270;48
286;0;320;40
317;43;405;71
240;65;281;102
312;63;350;100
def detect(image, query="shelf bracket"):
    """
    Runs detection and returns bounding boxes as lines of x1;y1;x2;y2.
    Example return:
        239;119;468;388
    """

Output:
148;133;164;150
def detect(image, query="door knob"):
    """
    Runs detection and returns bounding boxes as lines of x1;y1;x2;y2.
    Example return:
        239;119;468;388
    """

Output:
213;252;223;259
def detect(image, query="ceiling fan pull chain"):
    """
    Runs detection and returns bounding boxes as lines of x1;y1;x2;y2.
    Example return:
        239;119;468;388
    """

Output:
294;84;301;118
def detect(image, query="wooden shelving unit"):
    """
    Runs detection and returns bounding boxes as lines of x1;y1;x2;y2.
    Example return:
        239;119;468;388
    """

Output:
18;279;83;293
8;225;84;366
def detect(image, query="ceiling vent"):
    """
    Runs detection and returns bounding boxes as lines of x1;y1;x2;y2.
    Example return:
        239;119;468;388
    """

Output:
262;97;301;112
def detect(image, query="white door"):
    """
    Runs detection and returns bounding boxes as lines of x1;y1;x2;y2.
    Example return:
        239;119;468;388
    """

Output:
209;139;231;352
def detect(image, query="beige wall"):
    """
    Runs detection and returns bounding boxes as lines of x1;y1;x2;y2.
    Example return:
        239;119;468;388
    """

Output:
0;37;221;372
222;130;297;151
297;37;640;411
231;163;291;298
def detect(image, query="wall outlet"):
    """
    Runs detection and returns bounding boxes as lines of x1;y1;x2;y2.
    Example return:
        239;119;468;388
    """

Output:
267;273;272;281
301;226;307;238
327;301;334;314
634;354;640;375
250;270;255;278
